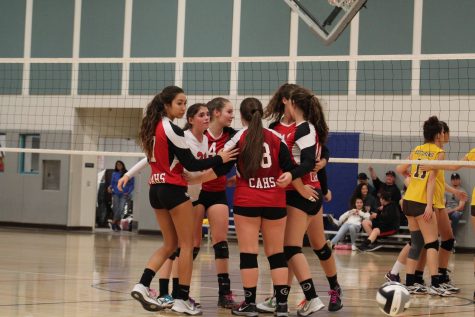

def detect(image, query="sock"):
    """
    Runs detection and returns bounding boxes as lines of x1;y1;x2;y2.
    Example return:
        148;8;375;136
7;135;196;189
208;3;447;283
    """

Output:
363;239;371;245
243;287;257;304
406;273;416;286
438;268;449;283
274;285;290;304
431;275;440;288
300;278;317;301
178;284;190;301
158;278;169;297
326;274;339;291
172;278;179;298
139;268;156;288
218;273;231;295
415;270;424;284
390;261;404;275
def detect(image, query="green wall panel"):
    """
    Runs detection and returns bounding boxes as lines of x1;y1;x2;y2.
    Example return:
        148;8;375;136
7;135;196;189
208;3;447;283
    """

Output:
240;0;290;56
422;0;475;54
78;63;122;95
183;63;230;95
131;0;177;57
0;0;26;57
359;0;413;55
357;61;412;95
238;62;289;95
80;0;125;57
0;64;23;95
184;0;232;57
129;63;175;95
420;60;475;95
31;0;74;57
296;62;349;95
30;63;72;95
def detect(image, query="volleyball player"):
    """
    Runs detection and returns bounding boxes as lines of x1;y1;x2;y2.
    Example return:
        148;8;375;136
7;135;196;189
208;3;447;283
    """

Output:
129;86;237;315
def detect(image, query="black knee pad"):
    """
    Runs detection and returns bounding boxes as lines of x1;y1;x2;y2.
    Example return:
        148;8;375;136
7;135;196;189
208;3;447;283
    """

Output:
240;253;258;270
408;231;424;260
175;247;181;257
424;240;439;251
213;241;229;259
267;252;287;270
313;244;332;261
440;239;454;252
193;247;200;260
168;251;177;261
284;246;302;261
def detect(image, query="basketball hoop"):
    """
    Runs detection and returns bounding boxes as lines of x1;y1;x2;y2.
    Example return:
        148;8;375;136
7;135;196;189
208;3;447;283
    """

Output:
328;0;358;12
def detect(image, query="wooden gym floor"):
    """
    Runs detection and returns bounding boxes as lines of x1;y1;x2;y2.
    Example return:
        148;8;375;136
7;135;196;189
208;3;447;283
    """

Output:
0;228;473;316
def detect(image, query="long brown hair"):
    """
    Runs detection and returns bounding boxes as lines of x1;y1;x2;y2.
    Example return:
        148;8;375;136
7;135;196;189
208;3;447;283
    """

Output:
290;87;329;145
207;97;230;121
240;97;264;179
139;86;184;159
184;103;207;130
264;83;299;122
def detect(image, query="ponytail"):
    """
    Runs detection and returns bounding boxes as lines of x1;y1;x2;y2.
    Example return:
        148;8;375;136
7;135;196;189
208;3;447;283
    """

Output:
240;98;264;179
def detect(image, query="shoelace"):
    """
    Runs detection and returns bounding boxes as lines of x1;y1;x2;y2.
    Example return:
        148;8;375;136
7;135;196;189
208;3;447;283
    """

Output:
148;288;159;299
328;290;339;304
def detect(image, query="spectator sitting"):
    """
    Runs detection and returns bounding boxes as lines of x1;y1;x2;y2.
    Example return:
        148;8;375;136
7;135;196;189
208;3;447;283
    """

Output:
445;172;468;238
368;166;401;203
351;183;378;213
328;198;370;251
358;192;400;252
357;172;375;197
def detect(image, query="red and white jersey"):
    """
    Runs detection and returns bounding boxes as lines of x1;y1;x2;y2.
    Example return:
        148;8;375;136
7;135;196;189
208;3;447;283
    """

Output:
184;130;208;201
202;127;237;192
224;127;293;208
271;120;320;190
149;117;221;187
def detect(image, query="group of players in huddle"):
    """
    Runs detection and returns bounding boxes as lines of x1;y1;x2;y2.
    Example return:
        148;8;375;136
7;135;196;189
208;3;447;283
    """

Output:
117;83;475;316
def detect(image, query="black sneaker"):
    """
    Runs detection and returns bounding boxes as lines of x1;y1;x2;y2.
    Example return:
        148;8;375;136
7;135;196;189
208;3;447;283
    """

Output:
274;302;288;317
328;288;343;312
365;242;382;252
385;272;401;283
232;301;258;316
218;292;237;309
358;241;371;251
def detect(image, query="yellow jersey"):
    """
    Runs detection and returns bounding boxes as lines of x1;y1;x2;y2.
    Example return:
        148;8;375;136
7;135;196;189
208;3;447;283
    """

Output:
404;143;444;204
434;170;445;209
464;148;475;206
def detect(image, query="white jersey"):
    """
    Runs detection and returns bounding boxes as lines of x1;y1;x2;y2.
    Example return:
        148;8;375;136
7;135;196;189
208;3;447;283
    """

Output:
184;130;209;202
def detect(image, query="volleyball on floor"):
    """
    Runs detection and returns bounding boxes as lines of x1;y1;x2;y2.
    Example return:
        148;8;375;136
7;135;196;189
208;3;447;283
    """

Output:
376;282;411;316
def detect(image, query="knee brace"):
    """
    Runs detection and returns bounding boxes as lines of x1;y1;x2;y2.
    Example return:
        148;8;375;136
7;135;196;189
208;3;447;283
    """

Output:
424;240;439;251
240;253;258;270
440;239;454;252
175;247;181;257
193;247;200;260
168;250;177;260
213;241;229;259
313;244;332;261
267;252;287;270
284;246;302;261
408;231;424;260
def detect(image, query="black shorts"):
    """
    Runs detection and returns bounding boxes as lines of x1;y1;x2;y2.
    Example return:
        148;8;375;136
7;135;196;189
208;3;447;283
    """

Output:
233;206;287;220
195;190;228;210
286;189;323;216
371;219;397;233
471;205;475;217
149;184;190;210
402;200;427;217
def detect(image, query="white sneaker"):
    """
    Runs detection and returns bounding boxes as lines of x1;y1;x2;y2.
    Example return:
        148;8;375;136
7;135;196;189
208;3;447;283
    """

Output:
172;298;203;315
427;285;453;297
406;283;427;295
130;283;163;312
297;297;325;316
256;296;276;313
440;282;460;293
351;244;357;251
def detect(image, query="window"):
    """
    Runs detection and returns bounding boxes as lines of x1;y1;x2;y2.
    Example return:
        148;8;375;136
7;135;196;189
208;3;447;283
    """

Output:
19;134;40;174
0;133;5;172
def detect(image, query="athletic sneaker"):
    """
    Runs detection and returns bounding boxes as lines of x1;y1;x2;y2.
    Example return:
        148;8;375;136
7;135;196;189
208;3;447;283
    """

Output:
274;302;288;317
218;292;237;309
351;244;358;251
358;241;381;252
296;297;325;316
427;285;453;297
256;296;276;313
231;301;258;316
328;289;343;312
406;283;427;295
130;283;163;312
171;298;203;315
157;294;174;309
385;272;401;283
440;281;460;293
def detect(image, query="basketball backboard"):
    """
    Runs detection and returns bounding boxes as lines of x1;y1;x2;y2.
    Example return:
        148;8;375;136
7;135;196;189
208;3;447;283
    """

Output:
283;0;367;45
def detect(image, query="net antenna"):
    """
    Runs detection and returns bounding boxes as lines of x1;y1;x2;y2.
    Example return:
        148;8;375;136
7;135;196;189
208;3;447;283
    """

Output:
282;0;367;45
